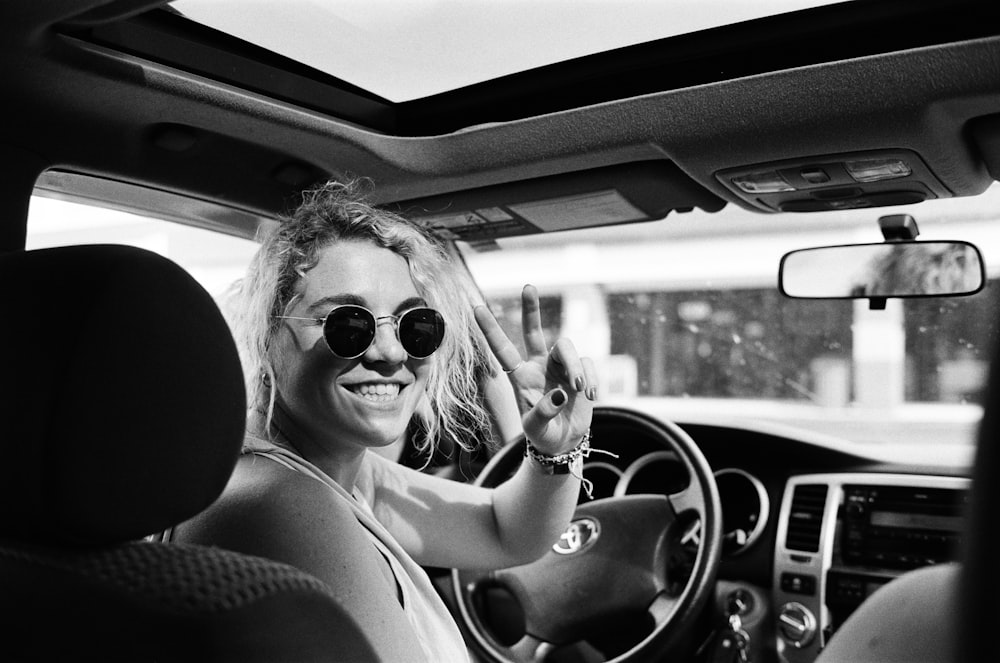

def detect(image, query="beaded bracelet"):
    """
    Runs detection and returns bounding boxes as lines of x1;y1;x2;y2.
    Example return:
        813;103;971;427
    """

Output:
524;430;618;499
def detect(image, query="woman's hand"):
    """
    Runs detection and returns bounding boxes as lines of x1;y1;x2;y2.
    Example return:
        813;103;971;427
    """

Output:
474;284;596;455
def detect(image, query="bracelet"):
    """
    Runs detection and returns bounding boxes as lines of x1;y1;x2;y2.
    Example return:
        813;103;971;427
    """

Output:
525;430;592;472
524;430;618;499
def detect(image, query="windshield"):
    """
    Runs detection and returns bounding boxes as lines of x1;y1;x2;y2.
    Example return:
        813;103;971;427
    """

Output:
459;184;1000;448
27;183;1000;450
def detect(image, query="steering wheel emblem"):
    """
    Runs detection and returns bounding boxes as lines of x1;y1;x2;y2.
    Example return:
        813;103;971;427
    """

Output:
553;517;600;555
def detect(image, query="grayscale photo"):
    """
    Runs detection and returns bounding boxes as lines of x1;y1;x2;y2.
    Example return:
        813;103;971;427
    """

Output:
3;1;998;662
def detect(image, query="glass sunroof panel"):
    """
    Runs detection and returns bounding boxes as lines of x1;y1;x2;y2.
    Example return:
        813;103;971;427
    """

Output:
169;0;848;102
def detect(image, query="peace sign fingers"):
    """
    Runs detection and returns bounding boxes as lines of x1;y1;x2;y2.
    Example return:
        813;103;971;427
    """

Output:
520;284;548;359
473;303;528;376
474;285;597;456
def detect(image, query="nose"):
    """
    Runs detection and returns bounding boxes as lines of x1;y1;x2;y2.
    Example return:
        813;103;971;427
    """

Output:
362;317;407;364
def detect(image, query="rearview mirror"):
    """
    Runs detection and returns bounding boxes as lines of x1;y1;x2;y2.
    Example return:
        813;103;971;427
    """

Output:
779;240;985;299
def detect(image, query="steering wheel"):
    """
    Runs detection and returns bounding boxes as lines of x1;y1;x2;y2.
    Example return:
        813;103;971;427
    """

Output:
453;406;723;662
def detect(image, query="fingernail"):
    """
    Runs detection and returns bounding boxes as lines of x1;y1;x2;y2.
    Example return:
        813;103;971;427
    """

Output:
587;386;598;401
574;376;585;392
551;388;567;407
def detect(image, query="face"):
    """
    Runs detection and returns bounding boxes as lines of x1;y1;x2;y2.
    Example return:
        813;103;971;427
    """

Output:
271;240;433;452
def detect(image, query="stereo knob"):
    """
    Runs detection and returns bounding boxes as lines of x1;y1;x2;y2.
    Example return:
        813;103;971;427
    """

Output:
778;602;817;648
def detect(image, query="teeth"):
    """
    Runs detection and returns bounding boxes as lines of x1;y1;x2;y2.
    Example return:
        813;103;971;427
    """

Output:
350;383;401;402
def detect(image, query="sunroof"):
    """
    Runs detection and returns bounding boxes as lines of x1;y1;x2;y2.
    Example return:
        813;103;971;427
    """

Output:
169;0;847;103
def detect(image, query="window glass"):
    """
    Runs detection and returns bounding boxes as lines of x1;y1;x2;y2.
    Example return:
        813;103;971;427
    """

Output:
461;184;1000;447
608;290;853;401
26;195;258;300
488;293;563;358
170;0;846;102
905;288;999;403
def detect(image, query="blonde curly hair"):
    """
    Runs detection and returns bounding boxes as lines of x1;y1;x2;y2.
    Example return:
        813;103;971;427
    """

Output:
227;178;495;456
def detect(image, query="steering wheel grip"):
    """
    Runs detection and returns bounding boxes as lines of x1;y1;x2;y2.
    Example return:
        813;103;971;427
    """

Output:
454;406;723;662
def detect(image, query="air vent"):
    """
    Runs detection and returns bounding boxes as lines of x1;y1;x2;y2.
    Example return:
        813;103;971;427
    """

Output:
786;484;828;553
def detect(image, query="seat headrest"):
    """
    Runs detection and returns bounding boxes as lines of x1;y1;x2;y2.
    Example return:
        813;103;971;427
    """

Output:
0;244;246;546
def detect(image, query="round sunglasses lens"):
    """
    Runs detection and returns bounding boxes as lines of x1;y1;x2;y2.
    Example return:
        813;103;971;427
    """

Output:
324;307;375;358
399;308;445;358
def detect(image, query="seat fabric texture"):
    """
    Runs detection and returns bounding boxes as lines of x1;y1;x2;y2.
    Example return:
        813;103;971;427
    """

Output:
0;244;379;662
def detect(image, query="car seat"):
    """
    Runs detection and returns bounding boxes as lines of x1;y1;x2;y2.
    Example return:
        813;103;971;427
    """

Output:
0;244;379;662
816;290;1000;663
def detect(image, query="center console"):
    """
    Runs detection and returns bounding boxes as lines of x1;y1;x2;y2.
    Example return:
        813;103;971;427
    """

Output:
772;474;969;663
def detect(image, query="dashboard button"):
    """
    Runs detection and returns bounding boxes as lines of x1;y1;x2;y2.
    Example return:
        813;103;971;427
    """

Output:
781;572;817;595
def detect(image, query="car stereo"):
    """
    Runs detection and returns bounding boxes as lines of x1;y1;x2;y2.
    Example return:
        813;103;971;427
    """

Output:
838;484;965;569
826;484;967;631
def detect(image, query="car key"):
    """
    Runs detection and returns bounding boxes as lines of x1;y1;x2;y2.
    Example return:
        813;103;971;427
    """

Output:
708;629;750;663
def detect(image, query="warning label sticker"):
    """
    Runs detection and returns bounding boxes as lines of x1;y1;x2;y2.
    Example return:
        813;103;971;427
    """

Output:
414;209;530;241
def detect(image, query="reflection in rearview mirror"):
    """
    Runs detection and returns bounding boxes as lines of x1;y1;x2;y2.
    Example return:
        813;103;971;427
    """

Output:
780;241;985;299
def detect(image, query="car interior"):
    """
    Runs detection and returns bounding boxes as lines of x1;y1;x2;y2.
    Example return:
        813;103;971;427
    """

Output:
3;0;1000;661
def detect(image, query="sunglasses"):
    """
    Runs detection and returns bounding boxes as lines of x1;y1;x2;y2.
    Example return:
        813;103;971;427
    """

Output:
275;304;445;359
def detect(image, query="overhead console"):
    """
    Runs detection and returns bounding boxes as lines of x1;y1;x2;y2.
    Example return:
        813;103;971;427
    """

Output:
716;149;952;213
773;473;970;663
384;160;725;248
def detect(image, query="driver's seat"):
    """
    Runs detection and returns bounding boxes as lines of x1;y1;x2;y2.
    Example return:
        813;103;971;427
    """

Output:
0;244;379;662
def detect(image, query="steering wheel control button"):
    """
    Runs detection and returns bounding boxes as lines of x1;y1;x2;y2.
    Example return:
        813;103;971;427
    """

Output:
780;572;817;596
778;602;817;648
552;517;600;555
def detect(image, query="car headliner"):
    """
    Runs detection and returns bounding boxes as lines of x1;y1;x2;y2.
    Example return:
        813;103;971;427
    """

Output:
2;0;1000;251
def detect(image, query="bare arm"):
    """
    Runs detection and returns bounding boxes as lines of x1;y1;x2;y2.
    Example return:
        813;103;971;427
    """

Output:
364;449;580;569
368;284;596;569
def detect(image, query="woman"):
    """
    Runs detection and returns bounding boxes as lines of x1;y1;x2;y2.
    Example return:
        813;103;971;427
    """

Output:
173;179;596;661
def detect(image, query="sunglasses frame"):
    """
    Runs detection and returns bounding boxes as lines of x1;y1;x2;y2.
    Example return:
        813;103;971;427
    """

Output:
275;304;445;360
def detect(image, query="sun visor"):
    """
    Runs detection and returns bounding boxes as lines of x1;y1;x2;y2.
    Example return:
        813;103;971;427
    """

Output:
970;114;1000;183
384;161;724;246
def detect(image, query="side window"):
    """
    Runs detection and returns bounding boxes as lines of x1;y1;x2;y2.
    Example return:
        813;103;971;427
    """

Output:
26;195;259;300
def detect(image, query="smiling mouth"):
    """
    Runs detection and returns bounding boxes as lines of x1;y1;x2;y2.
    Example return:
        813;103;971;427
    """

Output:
346;382;402;403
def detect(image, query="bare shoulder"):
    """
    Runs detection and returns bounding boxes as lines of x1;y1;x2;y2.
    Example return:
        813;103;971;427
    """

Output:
173;453;431;659
229;452;356;520
174;453;369;577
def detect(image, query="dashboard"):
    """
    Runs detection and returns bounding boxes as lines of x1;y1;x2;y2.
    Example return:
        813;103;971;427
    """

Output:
436;406;972;663
772;474;968;663
579;407;971;663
